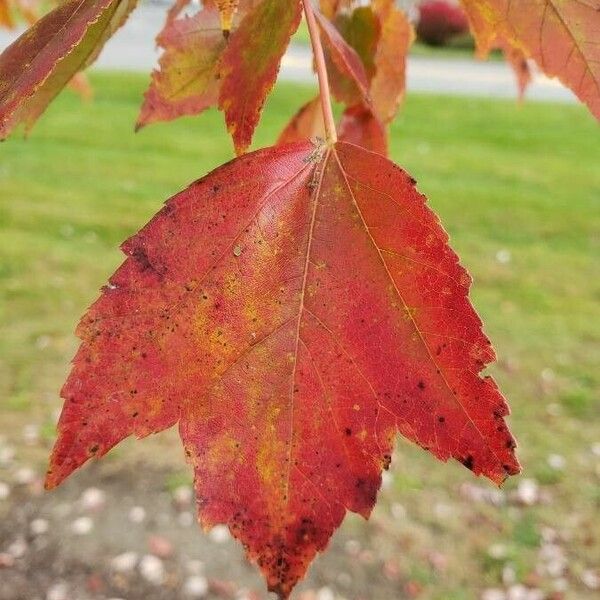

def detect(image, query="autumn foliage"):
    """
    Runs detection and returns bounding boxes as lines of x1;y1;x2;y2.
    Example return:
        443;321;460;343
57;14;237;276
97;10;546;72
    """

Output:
1;0;599;597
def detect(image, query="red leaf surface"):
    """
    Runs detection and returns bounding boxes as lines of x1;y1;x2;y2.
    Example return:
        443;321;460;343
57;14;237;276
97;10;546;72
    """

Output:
277;97;385;155
0;0;137;139
461;0;600;120
138;0;302;154
314;6;370;105
338;105;387;155
47;141;520;598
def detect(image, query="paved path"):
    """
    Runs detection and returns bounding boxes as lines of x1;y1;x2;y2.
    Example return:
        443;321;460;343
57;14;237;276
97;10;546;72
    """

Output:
0;4;576;104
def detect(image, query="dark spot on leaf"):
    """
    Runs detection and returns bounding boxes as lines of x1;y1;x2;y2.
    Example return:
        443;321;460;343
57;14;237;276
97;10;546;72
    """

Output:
460;455;474;471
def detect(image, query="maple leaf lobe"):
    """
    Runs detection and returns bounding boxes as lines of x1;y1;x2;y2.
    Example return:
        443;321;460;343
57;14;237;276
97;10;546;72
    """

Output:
47;141;519;597
461;0;600;120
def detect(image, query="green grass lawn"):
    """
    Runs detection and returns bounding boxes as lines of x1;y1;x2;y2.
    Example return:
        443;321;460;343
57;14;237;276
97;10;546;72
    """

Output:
1;73;599;597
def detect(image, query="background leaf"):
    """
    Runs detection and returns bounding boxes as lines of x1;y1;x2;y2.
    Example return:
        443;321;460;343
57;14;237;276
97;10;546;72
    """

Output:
0;0;137;139
461;0;600;120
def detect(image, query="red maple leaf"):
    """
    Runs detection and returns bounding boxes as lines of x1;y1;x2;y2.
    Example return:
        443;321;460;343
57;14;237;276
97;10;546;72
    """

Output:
46;140;520;598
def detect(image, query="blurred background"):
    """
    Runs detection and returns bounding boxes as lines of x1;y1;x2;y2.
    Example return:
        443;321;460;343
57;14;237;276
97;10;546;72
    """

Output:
0;1;599;599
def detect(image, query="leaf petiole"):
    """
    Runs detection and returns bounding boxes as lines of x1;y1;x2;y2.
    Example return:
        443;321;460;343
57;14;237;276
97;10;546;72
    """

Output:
303;0;337;144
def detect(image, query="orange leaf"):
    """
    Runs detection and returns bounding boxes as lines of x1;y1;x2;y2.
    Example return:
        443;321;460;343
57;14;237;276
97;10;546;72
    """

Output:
0;0;14;28
277;96;325;144
461;0;600;120
46;141;520;598
370;0;414;123
140;0;302;154
0;0;138;139
137;7;226;128
502;42;532;100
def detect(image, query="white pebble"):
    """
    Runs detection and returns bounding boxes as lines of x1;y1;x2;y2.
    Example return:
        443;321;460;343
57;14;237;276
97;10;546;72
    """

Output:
128;505;146;523
14;467;36;485
316;587;335;600
7;537;27;558
591;442;600;457
71;516;94;535
0;481;10;500
139;554;166;586
390;502;406;519
183;575;209;598
209;524;230;543
487;543;507;559
381;471;393;489
581;569;600;590
110;551;138;573
461;482;505;505
547;454;566;470
173;485;193;506
30;518;49;536
546;557;567;578
506;584;528;600
495;249;511;264
22;424;39;445
434;502;454;519
553;577;569;592
46;582;69;600
344;539;361;555
515;478;539;506
540;368;555;383
36;335;51;350
79;487;106;511
0;446;15;466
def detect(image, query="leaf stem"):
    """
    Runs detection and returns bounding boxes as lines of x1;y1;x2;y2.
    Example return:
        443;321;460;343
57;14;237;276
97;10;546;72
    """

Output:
303;0;337;144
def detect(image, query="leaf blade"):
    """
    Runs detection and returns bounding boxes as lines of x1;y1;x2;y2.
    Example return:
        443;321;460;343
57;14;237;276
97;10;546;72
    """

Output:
218;0;302;154
461;0;600;120
47;141;520;597
0;0;137;139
